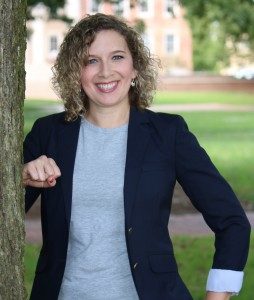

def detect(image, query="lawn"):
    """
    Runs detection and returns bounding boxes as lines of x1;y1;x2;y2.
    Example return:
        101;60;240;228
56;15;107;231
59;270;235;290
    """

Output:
25;234;254;299
172;234;254;300
25;244;40;299
174;111;254;204
24;99;63;136
153;91;254;105
24;97;254;203
24;95;253;299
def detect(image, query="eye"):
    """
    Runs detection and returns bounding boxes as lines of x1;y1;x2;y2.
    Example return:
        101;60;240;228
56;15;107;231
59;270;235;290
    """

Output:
112;55;124;60
87;58;98;64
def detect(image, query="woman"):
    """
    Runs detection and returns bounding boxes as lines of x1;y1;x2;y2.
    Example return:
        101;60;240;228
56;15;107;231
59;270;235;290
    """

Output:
23;13;250;300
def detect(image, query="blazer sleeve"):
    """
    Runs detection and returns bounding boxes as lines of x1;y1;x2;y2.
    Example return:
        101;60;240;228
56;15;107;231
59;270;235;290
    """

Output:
23;119;43;212
174;115;251;271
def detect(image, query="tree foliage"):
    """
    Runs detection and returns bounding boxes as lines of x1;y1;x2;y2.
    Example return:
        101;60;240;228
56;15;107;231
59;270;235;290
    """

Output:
180;0;254;70
27;0;73;23
27;0;65;15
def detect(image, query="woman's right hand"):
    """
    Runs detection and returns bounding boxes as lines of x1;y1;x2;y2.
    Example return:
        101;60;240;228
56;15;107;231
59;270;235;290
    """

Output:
23;155;61;188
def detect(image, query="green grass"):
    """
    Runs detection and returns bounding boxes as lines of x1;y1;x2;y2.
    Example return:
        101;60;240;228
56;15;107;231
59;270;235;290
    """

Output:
25;244;40;298
24;96;253;299
24;99;254;203
25;234;254;299
174;111;254;204
24;99;63;136
154;91;254;105
172;234;254;300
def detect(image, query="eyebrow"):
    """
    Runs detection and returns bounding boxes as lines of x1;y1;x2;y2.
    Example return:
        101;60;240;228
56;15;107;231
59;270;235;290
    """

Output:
88;50;126;57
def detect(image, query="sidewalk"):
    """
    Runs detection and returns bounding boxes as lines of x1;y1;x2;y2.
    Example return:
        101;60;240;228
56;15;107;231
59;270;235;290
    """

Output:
25;212;254;244
151;103;254;112
38;102;254;114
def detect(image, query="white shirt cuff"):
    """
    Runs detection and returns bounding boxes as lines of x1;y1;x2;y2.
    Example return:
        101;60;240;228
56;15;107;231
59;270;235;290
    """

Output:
206;269;244;293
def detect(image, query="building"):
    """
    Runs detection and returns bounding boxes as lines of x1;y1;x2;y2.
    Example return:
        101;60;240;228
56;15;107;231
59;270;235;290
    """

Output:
26;0;193;99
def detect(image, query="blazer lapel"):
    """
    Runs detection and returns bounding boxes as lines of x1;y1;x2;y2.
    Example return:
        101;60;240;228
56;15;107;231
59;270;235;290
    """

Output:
57;115;81;226
124;107;151;226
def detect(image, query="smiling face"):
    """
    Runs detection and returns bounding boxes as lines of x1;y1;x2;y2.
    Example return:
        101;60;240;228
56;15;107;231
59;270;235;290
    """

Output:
80;30;137;111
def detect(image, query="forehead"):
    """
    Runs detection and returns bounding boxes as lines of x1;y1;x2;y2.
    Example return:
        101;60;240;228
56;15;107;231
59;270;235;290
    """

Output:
88;30;130;53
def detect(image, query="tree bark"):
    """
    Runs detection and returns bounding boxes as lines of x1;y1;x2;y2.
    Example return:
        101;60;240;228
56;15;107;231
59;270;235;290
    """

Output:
0;0;27;299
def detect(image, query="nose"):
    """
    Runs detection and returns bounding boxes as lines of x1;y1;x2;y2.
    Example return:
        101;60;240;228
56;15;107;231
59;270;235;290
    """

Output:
99;61;112;78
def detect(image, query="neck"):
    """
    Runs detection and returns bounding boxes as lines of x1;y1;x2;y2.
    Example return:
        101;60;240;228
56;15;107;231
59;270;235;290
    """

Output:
85;103;130;128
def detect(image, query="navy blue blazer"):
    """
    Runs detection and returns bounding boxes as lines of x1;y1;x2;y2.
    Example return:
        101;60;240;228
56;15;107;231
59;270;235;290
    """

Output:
24;106;250;300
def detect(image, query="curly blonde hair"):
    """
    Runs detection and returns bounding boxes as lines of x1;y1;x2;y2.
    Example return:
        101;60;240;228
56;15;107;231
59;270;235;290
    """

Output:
52;13;159;121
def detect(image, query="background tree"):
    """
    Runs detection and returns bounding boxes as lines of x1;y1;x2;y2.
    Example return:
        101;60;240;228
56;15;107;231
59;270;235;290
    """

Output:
27;0;73;23
0;0;27;299
180;0;254;70
27;0;65;16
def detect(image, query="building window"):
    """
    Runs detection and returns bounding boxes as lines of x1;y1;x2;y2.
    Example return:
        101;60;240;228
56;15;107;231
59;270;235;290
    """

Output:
138;0;154;17
139;0;149;12
165;0;175;15
142;32;153;52
166;34;175;53
91;0;99;13
113;0;124;16
49;36;58;52
48;35;59;60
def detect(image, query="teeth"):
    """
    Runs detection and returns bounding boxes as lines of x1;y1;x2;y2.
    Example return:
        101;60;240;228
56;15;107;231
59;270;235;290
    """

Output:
97;82;117;91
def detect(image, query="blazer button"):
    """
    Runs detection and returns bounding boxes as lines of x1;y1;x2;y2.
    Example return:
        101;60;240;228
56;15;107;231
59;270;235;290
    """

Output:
128;227;133;234
133;262;138;269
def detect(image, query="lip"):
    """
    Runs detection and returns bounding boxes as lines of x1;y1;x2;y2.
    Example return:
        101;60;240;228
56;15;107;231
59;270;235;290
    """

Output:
96;81;118;93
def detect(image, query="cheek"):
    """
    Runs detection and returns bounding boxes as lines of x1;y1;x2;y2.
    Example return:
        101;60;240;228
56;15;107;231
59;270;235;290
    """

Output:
122;65;136;81
80;70;92;89
80;70;86;85
119;59;135;78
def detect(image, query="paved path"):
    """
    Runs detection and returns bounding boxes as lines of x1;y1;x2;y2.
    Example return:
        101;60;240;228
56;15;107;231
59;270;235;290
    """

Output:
168;212;254;235
39;102;254;115
25;212;254;244
151;103;254;112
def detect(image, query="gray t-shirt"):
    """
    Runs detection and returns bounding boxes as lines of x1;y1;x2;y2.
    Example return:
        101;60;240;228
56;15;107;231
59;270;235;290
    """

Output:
58;118;139;300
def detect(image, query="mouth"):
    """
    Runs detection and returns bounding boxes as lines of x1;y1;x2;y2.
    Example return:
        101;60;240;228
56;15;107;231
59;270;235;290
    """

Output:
96;81;118;93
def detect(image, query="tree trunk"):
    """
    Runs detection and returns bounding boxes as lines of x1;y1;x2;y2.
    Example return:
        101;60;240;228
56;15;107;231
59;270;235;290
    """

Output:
0;0;27;299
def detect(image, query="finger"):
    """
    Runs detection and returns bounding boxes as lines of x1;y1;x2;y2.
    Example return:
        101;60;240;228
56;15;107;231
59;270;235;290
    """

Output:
46;176;56;187
23;179;51;188
48;158;61;177
43;161;55;178
23;163;39;181
36;155;51;181
35;160;48;181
